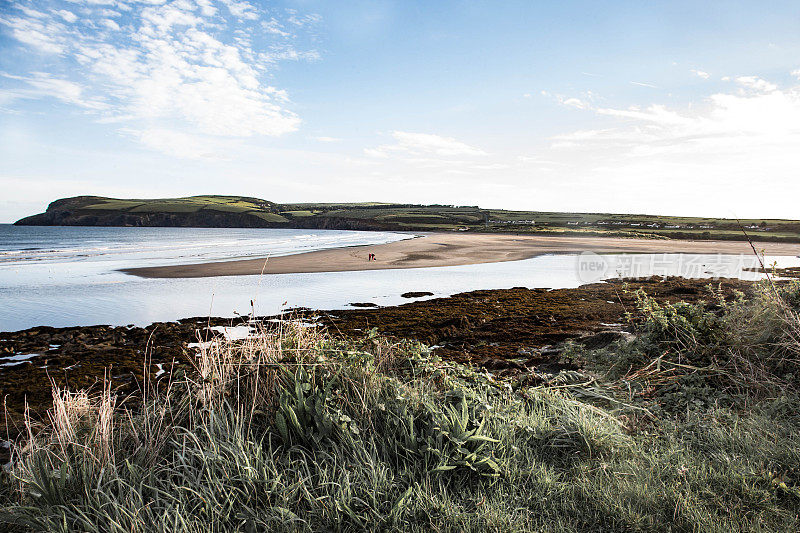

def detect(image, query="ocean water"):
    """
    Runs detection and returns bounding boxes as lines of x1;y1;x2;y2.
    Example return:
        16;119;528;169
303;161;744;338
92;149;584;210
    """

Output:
1;224;799;331
0;225;411;267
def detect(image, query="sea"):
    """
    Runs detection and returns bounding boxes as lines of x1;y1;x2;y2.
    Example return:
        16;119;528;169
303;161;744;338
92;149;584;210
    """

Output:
1;224;799;332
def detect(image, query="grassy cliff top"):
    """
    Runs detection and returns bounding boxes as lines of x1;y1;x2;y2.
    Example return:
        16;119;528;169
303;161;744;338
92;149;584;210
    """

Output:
16;194;800;241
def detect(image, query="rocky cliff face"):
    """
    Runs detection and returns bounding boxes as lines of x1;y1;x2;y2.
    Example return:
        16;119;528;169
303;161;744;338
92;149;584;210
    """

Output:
16;208;281;228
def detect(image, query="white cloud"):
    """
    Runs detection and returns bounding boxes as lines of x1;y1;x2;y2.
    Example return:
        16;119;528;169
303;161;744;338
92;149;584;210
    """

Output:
630;81;658;88
315;136;341;143
366;131;487;159
554;81;800;153
536;73;800;215
101;18;120;30
1;0;321;157
0;15;67;54
557;96;589;109
261;45;321;63
219;0;259;21
262;18;290;36
97;9;122;18
543;91;593;110
195;0;217;17
358;131;508;180
140;3;202;31
691;69;710;79
735;76;777;93
122;128;230;159
18;6;48;19
55;10;78;23
595;104;693;127
287;9;322;27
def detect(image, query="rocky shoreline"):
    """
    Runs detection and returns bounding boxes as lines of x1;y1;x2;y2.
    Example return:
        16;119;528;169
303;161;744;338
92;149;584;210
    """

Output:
0;276;752;442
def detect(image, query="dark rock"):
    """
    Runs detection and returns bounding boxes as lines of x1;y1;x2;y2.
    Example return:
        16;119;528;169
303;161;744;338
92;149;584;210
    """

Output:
578;331;624;350
401;291;434;298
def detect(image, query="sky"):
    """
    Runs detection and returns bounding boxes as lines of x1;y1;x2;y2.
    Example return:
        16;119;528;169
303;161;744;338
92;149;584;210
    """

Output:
1;0;800;222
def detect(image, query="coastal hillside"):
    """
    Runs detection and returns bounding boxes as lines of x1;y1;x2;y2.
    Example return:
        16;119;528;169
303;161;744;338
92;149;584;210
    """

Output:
15;195;800;241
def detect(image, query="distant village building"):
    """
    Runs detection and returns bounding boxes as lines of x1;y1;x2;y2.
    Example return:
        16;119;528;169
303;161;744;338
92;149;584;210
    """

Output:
488;220;535;225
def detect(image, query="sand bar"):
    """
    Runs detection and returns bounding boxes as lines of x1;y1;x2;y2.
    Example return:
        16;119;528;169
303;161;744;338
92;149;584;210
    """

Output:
121;233;800;279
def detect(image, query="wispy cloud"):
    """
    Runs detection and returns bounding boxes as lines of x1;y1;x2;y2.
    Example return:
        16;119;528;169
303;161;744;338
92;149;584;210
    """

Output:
358;131;513;180
541;74;800;206
691;69;710;79
365;131;487;159
552;75;800;151
55;10;77;23
556;96;590;110
121;127;237;160
0;72;109;110
541;90;594;110
0;12;68;53
218;0;260;21
0;0;322;157
630;81;658;88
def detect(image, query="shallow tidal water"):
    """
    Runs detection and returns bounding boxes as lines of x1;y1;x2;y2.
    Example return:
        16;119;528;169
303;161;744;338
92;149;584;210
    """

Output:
1;225;799;331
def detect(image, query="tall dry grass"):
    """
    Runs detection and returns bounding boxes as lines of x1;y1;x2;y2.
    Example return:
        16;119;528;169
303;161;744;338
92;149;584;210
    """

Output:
0;312;798;532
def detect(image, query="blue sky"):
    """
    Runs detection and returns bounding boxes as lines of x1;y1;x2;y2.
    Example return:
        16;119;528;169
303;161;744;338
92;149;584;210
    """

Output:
1;0;800;221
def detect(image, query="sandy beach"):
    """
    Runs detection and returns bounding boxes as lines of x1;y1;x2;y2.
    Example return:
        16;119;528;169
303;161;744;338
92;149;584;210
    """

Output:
120;233;800;278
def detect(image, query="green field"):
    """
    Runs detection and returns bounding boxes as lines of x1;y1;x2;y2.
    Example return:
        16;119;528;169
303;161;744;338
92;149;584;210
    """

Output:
19;195;800;242
250;212;289;223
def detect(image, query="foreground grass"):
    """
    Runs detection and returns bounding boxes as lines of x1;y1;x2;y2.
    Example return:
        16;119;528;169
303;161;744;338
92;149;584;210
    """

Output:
2;283;800;531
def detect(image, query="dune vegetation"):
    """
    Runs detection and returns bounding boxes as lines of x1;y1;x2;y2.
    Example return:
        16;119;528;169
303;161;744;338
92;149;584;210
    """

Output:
1;279;800;531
